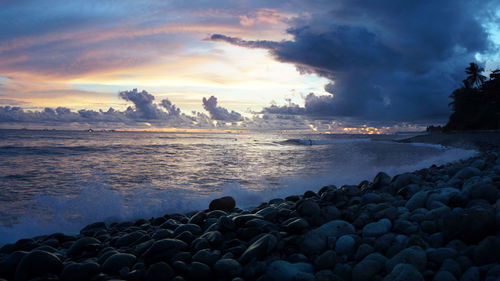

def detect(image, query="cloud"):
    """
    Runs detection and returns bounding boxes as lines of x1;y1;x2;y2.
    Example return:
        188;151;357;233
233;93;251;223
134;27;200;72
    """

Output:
202;95;243;122
211;0;498;123
0;89;250;129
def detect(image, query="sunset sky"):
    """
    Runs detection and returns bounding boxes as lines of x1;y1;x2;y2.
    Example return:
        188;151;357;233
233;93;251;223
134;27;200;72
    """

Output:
1;0;499;132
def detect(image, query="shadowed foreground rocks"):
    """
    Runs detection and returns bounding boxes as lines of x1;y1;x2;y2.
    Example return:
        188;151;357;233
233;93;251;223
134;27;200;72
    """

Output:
1;152;500;281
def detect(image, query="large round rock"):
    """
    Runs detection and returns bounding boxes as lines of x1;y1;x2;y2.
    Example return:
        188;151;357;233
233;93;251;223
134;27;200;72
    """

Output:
214;258;242;279
209;196;236;212
143;239;188;264
15;250;62;281
61;262;100;281
101;253;137;275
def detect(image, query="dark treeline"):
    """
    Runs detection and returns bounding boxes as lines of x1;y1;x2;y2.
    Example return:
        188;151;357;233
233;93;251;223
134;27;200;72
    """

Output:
444;63;500;131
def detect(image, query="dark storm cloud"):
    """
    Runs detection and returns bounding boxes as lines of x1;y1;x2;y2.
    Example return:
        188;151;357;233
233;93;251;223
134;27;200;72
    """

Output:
202;96;243;122
212;0;496;123
119;89;163;120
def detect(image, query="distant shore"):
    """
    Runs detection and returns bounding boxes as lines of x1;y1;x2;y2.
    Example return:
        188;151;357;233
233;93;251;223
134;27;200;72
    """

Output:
397;130;500;151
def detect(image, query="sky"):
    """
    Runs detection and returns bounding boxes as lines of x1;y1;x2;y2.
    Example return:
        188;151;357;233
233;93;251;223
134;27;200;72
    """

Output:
0;0;499;133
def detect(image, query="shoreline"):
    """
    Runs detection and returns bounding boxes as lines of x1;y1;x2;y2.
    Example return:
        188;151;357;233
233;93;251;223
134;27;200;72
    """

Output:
1;135;499;280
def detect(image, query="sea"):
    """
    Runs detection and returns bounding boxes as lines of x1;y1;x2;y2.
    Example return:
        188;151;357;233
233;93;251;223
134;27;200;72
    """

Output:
0;129;477;245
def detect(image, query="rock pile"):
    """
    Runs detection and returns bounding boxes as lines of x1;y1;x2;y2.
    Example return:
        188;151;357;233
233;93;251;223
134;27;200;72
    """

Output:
1;152;499;281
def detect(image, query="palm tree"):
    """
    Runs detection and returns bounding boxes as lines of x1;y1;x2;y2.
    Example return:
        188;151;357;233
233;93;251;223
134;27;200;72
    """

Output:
465;62;486;88
489;69;500;80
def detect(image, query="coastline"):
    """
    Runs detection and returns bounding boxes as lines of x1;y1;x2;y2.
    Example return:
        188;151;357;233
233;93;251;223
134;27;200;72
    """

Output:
1;134;499;280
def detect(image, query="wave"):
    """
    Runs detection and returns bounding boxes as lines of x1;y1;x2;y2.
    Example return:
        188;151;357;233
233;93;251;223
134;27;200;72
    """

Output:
280;138;371;146
0;145;477;246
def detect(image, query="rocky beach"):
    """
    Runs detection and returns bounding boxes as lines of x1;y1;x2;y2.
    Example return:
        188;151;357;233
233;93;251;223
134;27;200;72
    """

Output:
1;134;500;281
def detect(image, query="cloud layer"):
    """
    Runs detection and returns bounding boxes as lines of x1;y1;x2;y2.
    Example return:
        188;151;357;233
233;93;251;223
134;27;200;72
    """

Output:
0;89;241;129
211;0;498;123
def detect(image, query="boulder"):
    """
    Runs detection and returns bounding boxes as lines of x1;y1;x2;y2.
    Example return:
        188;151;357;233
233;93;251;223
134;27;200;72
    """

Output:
335;235;356;256
352;253;386;281
101;253;137;275
441;206;496;243
209;196;236;212
433;271;457;281
60;262;100;281
239;234;277;264
67;237;101;258
472;236;500;265
267;260;314;281
213;258;242;279
15;250;62;281
383;263;423;281
142;239;188;264
362;218;392;237
145;262;174;281
405;190;428;211
386;246;426;273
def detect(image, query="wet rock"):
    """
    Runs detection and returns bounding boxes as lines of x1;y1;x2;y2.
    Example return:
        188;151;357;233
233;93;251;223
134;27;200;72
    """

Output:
0;251;27;280
142;239;188;264
472;236;500;265
67;237;101;258
214;258;242;279
187;261;211;280
433;271;457;281
115;231;145;247
192;249;220;267
362;218;392;237
80;222;107;237
314;250;338;270
60;262;100;281
102;253;137;275
355;244;375;261
372;172;391;190
267;260;314;281
15;250;62;281
188;211;207;225
239;234;277;264
335;235;356;256
209;196;236;212
441;206;496;244
145;262;174;281
405;191;428;211
426;248;458;264
460;266;480;281
174;224;202;236
386;246;426;273
439;259;461;279
297;199;321;217
352;253;386;281
284;218;310;233
317;220;356;238
383;263;423;281
300;229;327;257
392;173;421;190
452;167;481;181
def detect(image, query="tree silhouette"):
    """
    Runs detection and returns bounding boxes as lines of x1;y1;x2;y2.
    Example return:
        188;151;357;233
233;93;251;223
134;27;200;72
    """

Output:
444;63;500;131
464;62;486;88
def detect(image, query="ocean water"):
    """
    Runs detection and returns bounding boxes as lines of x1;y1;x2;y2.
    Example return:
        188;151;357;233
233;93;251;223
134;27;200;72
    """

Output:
0;129;476;244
